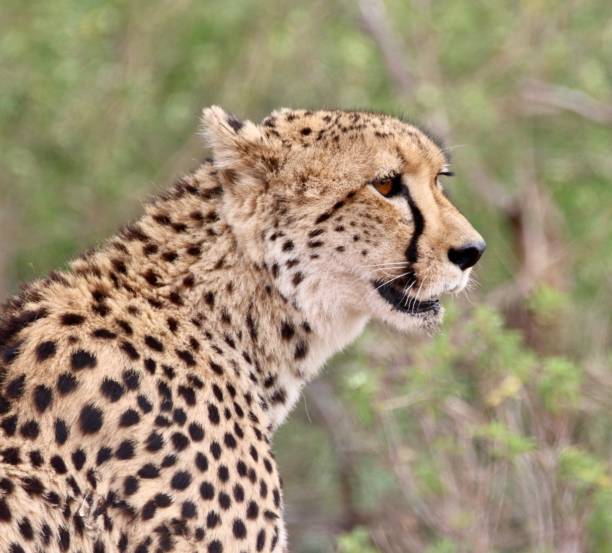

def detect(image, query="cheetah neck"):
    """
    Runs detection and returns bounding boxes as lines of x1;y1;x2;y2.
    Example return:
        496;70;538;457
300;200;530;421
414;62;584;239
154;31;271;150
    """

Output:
60;163;367;431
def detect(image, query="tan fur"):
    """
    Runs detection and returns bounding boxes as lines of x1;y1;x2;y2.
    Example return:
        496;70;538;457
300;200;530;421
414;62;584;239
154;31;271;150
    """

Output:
0;107;483;552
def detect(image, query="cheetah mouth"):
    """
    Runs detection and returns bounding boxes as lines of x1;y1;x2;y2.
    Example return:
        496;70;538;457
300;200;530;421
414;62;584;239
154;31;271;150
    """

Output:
372;280;441;315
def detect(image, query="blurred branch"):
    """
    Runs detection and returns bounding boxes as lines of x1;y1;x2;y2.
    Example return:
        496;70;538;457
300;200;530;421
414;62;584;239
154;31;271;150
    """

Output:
357;0;415;98
0;204;14;300
304;378;370;529
519;79;612;125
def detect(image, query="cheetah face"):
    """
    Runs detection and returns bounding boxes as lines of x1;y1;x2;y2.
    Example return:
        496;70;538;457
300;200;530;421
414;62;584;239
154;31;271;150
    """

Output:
203;107;485;333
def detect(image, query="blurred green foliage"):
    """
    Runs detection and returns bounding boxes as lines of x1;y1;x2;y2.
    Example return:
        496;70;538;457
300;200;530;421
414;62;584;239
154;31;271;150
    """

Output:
1;1;610;551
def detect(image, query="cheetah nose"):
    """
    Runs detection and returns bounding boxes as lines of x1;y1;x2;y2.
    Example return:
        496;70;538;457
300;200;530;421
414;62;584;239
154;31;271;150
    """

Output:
447;240;486;270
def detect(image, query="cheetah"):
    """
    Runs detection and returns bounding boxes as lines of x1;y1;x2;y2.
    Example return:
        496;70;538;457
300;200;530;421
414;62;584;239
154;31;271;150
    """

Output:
0;106;485;552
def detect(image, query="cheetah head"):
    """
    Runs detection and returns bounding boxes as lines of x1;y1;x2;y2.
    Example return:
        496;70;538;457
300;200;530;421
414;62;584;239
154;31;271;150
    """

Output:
202;106;485;334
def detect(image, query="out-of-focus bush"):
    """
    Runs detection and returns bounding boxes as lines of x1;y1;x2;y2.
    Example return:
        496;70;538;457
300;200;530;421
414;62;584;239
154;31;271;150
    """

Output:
1;1;610;551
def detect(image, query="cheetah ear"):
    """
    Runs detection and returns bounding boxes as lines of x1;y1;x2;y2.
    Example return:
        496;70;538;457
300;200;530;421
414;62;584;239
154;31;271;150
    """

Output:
201;106;270;187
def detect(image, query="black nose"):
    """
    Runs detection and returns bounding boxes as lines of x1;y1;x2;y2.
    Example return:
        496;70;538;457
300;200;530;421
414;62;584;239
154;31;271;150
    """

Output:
448;240;486;270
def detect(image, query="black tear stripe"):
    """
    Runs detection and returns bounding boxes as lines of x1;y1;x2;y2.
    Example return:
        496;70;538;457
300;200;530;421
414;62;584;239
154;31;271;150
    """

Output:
402;186;425;265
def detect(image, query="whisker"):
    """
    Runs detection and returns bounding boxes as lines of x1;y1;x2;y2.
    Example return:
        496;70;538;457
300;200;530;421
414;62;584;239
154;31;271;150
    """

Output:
362;262;409;269
408;274;428;311
375;271;413;291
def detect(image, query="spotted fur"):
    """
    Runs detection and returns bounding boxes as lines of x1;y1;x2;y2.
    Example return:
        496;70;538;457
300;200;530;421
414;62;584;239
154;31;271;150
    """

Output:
0;107;483;552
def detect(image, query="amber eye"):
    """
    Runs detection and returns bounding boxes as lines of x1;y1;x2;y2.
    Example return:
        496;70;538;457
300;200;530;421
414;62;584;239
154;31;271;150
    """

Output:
372;173;402;198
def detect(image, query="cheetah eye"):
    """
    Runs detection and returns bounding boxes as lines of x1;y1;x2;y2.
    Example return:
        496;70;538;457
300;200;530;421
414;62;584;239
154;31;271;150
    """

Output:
371;173;403;198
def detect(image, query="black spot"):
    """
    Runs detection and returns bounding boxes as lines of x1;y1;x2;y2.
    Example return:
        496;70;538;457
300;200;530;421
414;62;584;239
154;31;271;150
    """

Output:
29;450;42;467
300;127;312;136
271;389;286;404
71;349;96;370
178;385;196;406
247;500;259;519
138;463;160;479
210;362;224;375
33;385;53;413
20;420;40;439
124;476;139;495
224;432;237;449
22;476;44;496
57;373;78;395
18;517;34;540
171;471;192;490
144;335;164;352
171;432;189;451
79;404;103;434
218;491;231;510
314;212;331;224
237;461;248;478
255;528;266;552
1;447;20;464
145;432;164;452
162;454;176;468
100;378;125;402
173;407;186;425
294;340;308;360
96;447;112;465
116;440;135;460
200;481;214;500
161;250;177;262
280;322;295;340
195;452;208;472
233;518;247;539
206;511;220;528
6;374;25;398
0;308;47;344
137;394;153;413
120;340;140;360
210;442;222;460
227;114;243;132
119;409;140;427
0;477;14;494
144;357;156;374
142;499;157;520
188;422;204;441
155;493;172;507
60;313;85;326
218;465;229;482
182;501;197;519
35;340;57;362
92;328;116;339
72;449;86;471
115;319;133;335
282;240;294;252
176;349;195;367
54;419;69;445
50;455;67;474
233;483;245;502
58;526;70;551
208;404;220;425
2;342;21;365
41;524;52;545
122;369;140;390
1;415;17;436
